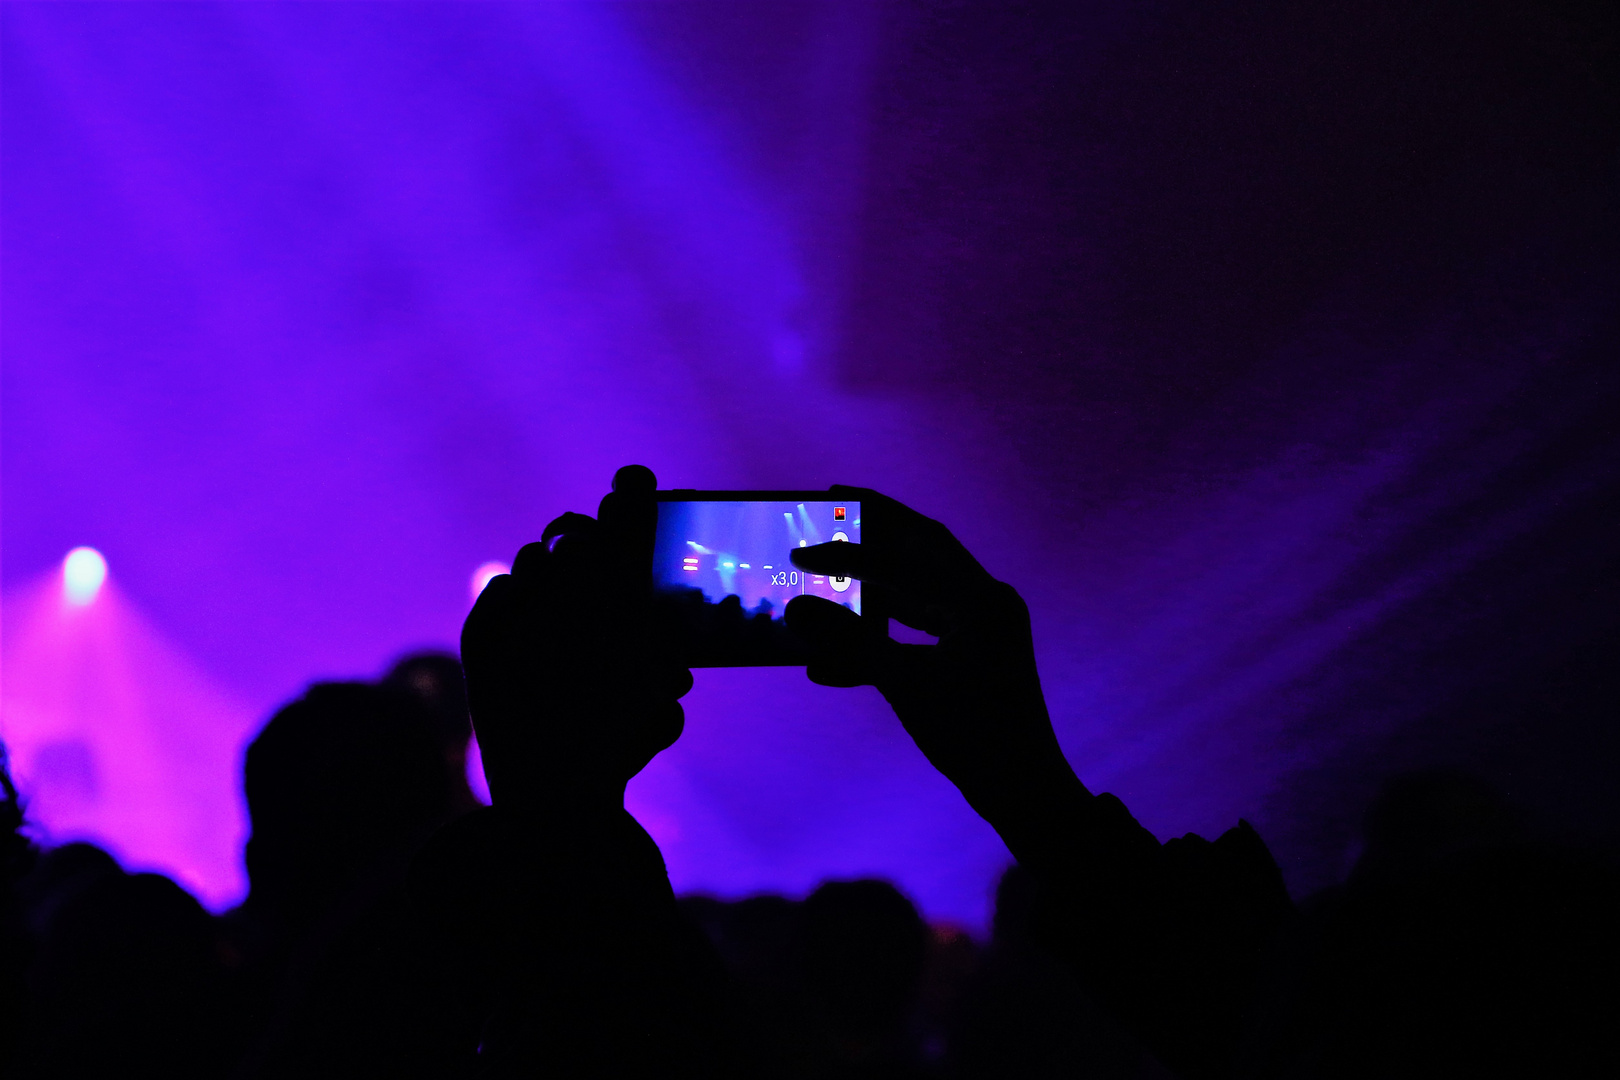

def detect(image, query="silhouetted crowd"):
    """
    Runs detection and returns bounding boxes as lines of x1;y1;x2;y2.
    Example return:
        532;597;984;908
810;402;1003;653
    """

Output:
1;468;1615;1078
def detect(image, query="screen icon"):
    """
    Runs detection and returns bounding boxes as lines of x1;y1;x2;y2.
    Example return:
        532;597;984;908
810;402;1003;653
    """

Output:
829;528;852;590
834;506;846;521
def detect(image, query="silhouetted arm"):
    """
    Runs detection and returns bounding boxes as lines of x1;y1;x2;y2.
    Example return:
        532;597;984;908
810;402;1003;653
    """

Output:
788;489;1290;1080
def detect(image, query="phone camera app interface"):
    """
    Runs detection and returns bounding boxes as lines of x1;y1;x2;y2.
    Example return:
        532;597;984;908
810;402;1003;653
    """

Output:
652;500;860;665
654;500;860;614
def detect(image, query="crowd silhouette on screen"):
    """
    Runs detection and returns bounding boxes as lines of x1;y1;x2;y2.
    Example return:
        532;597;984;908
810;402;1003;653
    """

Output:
0;466;1615;1078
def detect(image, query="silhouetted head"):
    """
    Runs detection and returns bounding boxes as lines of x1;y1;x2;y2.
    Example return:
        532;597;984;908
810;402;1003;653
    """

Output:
1287;771;1620;1075
700;893;802;990
1307;840;1620;1076
383;651;482;815
802;879;928;1036
1352;770;1526;885
0;741;24;860
382;651;472;748
243;681;451;920
0;742;31;1074
29;869;231;1076
17;841;120;934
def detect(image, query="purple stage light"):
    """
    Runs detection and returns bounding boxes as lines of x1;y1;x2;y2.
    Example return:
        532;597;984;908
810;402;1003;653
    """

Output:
2;571;256;910
62;547;107;606
470;562;511;604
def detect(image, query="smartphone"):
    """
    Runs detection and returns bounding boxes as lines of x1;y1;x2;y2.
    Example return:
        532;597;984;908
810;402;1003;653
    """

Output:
651;490;881;666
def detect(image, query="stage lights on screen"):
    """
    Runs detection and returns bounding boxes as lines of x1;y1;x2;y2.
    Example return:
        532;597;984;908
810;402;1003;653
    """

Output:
63;547;107;605
470;561;510;602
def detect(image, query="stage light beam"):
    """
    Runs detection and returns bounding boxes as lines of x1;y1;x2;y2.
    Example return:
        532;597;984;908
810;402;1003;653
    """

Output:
63;547;107;605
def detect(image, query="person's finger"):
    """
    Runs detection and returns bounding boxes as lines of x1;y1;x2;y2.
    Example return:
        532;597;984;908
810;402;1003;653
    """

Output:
623;658;687;778
461;571;515;659
626;700;685;778
644;698;685;752
658;665;695;701
788;594;940;693
790;540;872;580
510;540;550;579
799;491;996;611
612;464;657;494
459;573;530;748
791;539;953;635
599;466;657;598
786;592;865;640
786;595;893;687
540;512;598;549
789;540;965;637
805;656;871;688
515;514;597;583
597;484;656;592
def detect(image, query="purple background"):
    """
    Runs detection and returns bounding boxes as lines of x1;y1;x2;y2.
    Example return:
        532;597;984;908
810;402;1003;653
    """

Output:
3;2;1617;925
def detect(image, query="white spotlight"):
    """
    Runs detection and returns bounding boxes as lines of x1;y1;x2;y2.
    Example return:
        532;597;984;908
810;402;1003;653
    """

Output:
470;561;510;602
63;547;107;606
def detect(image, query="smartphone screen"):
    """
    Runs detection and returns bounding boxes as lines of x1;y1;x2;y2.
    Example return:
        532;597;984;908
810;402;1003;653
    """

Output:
652;493;863;666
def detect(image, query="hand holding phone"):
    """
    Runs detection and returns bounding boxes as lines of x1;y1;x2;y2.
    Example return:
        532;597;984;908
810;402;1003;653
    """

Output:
785;489;1083;822
462;466;691;817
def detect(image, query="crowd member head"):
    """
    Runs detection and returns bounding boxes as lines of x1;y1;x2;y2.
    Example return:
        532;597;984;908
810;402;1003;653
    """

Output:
0;743;33;1074
242;681;452;932
0;743;26;875
1350;770;1528;886
26;868;234;1078
946;864;1145;1079
800;879;929;1074
383;650;483;816
1251;772;1620;1078
15;841;119;937
677;894;805;1073
222;681;494;1078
